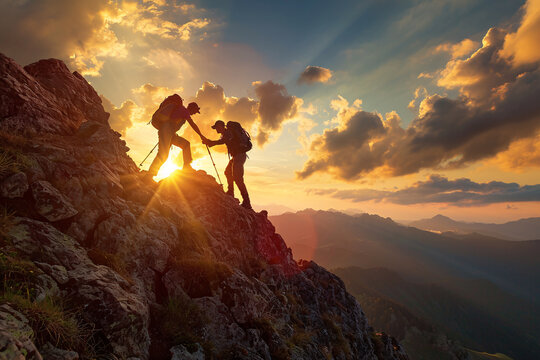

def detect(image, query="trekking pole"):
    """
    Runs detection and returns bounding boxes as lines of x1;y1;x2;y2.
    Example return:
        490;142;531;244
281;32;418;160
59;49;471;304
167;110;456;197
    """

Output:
206;145;223;185
139;142;159;167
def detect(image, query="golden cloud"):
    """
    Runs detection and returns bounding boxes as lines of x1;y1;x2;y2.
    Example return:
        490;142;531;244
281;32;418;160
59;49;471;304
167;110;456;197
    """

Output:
0;0;210;77
298;65;333;84
434;38;479;59
501;0;540;66
101;95;136;136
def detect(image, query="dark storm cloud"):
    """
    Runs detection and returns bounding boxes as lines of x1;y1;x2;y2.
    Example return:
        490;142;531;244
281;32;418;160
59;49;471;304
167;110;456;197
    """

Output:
298;65;332;84
307;175;540;206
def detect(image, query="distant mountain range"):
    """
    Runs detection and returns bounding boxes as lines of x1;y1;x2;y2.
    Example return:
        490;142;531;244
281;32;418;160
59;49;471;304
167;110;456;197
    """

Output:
270;209;540;360
406;214;540;241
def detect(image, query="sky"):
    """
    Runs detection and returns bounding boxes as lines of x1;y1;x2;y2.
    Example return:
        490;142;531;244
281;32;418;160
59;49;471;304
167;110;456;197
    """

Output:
1;0;539;222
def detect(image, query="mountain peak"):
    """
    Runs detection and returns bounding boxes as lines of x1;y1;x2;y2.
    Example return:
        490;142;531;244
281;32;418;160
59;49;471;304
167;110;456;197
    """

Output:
0;53;408;360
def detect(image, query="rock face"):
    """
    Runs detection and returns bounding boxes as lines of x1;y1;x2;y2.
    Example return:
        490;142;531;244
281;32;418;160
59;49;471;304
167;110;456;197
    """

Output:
0;53;408;360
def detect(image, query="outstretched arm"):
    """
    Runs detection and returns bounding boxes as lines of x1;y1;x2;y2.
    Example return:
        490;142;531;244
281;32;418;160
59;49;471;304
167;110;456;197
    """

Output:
186;117;207;141
204;138;226;147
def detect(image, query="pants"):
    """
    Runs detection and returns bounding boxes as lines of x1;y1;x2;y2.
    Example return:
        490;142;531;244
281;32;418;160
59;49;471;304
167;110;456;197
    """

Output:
225;153;249;203
148;121;192;175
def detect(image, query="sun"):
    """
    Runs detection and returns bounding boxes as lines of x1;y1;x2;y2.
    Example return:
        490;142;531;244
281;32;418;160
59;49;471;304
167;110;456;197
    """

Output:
154;157;180;181
153;150;205;182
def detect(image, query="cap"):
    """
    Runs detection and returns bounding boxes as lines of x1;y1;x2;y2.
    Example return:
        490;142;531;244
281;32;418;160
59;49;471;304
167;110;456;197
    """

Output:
187;102;201;114
211;120;225;129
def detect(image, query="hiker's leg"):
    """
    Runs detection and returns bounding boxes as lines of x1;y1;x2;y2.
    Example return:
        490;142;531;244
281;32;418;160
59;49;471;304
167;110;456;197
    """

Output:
232;153;249;205
172;136;192;167
224;159;234;195
148;123;174;175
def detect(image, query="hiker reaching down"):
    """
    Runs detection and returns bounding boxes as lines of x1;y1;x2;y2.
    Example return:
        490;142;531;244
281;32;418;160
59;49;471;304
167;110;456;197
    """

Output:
146;94;207;178
204;120;252;210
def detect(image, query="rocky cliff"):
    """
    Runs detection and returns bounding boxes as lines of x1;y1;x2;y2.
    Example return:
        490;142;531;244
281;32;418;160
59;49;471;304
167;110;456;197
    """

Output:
0;53;408;360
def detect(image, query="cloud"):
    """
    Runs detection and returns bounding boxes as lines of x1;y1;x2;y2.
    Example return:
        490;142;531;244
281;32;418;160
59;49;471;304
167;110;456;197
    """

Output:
298;12;540;181
0;0;210;76
190;80;302;147
253;80;302;144
307;175;540;206
488;132;540;170
298;65;333;84
100;95;136;136
142;49;193;79
501;0;540;66
408;87;427;110
434;38;479;59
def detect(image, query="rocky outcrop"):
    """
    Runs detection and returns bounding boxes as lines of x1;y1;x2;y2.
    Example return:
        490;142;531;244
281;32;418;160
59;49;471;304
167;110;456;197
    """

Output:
0;53;408;360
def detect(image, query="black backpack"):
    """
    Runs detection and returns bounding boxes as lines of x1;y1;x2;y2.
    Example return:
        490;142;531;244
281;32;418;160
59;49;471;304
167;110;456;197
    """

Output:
227;121;252;153
150;95;183;129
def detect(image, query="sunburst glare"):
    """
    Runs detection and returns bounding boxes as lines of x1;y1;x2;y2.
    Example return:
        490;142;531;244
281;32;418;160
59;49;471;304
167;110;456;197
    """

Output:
153;148;206;181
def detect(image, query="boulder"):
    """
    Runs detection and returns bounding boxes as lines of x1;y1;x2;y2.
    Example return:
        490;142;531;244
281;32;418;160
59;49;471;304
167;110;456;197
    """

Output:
39;343;79;360
31;180;78;221
0;172;28;198
170;344;205;360
7;218;151;359
0;304;42;360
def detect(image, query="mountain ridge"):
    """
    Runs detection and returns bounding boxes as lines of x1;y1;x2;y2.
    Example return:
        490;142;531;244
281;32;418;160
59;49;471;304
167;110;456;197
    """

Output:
0;53;408;360
407;214;540;241
270;209;540;359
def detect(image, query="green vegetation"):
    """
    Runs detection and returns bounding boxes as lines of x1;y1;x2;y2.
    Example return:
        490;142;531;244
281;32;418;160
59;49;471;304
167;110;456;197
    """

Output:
0;150;16;178
87;247;133;284
0;206;16;245
287;324;315;348
173;219;213;258
322;313;352;357
0;250;93;355
156;295;213;355
169;255;233;297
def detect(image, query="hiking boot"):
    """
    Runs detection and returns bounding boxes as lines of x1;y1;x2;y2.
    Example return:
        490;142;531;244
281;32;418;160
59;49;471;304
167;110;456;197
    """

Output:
241;201;252;210
226;189;234;197
182;165;196;173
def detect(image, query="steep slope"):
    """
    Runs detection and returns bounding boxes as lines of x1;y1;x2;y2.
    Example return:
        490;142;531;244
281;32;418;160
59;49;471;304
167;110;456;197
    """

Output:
408;214;540;241
333;267;535;360
270;210;540;359
0;53;408;360
270;209;540;301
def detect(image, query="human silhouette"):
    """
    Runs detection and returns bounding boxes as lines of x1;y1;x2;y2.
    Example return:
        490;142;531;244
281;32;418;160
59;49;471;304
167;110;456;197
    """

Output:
146;95;207;179
204;120;252;209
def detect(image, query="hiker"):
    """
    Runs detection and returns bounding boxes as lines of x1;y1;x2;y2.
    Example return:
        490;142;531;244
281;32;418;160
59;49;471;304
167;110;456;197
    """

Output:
203;120;252;209
146;94;207;178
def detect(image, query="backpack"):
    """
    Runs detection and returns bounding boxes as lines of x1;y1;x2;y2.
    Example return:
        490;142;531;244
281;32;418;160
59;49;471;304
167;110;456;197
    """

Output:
227;121;252;153
151;95;183;129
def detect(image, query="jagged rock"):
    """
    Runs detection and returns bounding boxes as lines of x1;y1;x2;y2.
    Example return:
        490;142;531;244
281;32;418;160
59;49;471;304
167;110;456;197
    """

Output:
24;59;109;126
0;172;28;198
0;54;104;135
31;180;78;221
6;218;151;359
39;343;79;360
0;304;42;360
0;53;408;360
170;344;205;360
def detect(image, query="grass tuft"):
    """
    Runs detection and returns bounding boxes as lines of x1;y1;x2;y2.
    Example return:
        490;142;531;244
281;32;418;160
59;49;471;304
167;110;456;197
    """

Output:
0;250;95;356
156;295;214;355
87;247;133;284
0;207;17;246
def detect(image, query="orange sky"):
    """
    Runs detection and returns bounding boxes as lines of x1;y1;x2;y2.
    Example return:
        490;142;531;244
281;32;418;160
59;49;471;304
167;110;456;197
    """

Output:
1;0;539;221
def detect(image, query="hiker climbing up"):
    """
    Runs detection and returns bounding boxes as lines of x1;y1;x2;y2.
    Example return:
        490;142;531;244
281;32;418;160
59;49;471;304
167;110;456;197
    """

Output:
145;94;207;178
204;120;252;210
